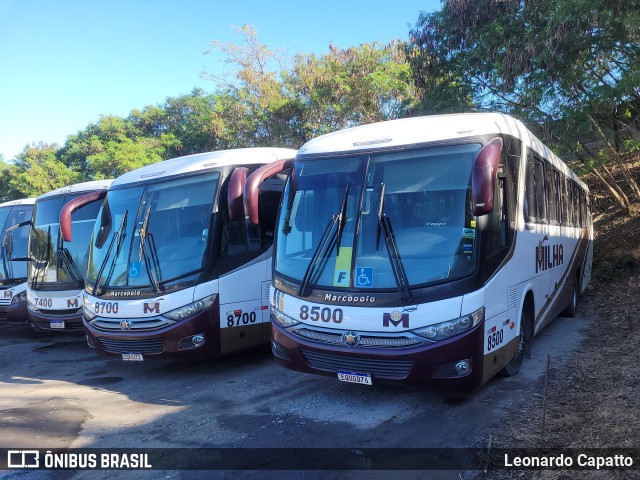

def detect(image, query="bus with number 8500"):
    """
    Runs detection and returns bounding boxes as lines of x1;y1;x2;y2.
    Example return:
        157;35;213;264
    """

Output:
264;113;592;388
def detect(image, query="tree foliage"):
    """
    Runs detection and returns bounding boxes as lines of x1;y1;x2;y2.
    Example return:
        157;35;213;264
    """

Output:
10;143;79;198
409;0;640;211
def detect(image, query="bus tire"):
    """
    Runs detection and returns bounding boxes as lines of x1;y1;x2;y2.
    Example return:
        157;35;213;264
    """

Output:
500;303;532;377
561;275;579;318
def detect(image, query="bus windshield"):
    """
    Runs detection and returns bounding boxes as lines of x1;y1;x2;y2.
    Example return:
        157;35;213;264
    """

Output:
29;195;99;288
86;172;219;293
274;143;481;291
0;205;32;284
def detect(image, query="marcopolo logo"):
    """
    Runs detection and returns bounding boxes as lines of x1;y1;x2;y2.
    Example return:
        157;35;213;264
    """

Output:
143;300;163;314
383;310;410;328
8;450;39;468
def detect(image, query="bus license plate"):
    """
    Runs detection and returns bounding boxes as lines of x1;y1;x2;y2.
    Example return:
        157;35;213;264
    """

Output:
337;371;372;385
122;353;144;362
50;320;65;329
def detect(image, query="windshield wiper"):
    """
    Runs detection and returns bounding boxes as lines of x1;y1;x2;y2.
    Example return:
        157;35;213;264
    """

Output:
0;241;10;280
0;227;12;280
138;205;163;294
92;211;128;295
56;227;83;289
297;186;349;297
376;183;412;302
31;226;52;290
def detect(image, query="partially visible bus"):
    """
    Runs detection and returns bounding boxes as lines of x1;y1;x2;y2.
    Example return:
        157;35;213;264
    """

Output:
74;148;296;360
265;113;593;388
27;180;113;332
0;198;35;325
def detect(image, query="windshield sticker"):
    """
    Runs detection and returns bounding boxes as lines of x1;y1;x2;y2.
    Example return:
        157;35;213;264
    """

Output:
333;247;352;287
463;243;473;253
129;261;141;278
470;220;477;228
355;267;373;287
462;228;476;239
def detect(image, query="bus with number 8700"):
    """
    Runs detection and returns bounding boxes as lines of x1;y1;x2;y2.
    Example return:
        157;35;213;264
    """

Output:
69;148;296;360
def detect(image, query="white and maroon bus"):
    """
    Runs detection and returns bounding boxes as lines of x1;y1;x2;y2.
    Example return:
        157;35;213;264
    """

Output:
27;180;113;332
0;198;35;325
72;148;296;360
266;113;593;388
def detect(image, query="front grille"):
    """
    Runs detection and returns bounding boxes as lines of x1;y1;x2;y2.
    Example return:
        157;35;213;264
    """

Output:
92;317;173;331
40;308;82;316
34;321;84;331
97;337;164;354
293;328;422;349
301;350;413;379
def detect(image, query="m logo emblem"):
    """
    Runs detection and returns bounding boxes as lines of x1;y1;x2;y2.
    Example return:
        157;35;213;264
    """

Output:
144;302;160;314
383;311;409;328
67;298;79;308
4;290;12;298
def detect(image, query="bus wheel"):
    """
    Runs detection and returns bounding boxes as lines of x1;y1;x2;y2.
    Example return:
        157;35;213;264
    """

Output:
500;307;531;377
561;275;579;318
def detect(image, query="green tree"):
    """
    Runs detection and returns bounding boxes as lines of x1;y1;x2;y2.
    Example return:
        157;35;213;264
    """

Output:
409;0;640;212
203;25;420;146
60;115;178;179
0;161;20;202
11;143;79;197
288;41;419;139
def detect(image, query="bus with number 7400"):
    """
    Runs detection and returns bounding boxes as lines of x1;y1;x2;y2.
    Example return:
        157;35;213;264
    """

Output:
264;113;592;388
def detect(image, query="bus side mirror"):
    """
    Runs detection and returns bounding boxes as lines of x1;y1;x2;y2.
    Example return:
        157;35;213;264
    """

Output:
244;158;293;225
60;191;107;242
228;167;249;221
3;220;30;258
471;137;503;216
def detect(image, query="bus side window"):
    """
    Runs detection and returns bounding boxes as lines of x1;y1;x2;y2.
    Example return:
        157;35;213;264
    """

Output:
534;158;547;223
524;156;536;222
256;172;287;248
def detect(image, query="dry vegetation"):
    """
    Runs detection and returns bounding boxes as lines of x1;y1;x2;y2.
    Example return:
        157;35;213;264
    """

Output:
477;159;640;479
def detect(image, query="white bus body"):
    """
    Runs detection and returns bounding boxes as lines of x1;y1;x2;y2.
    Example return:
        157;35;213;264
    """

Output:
268;113;593;387
78;148;296;360
27;180;113;331
0;197;35;325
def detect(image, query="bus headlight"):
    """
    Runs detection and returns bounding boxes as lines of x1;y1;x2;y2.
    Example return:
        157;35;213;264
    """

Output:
271;305;300;328
11;291;27;304
163;294;217;321
83;297;97;321
412;307;484;341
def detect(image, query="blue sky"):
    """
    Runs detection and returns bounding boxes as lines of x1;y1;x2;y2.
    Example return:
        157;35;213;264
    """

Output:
0;0;439;162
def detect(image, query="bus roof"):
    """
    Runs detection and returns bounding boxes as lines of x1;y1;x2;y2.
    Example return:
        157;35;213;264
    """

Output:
0;197;36;208
297;112;586;190
110;147;298;189
297;113;529;155
36;179;114;202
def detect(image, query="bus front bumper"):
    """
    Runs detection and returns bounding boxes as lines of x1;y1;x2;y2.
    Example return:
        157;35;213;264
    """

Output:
27;309;84;332
83;307;220;359
271;320;486;389
0;301;28;325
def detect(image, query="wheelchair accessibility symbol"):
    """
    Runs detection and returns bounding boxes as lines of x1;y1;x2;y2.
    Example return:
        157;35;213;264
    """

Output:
355;267;373;287
129;261;140;278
